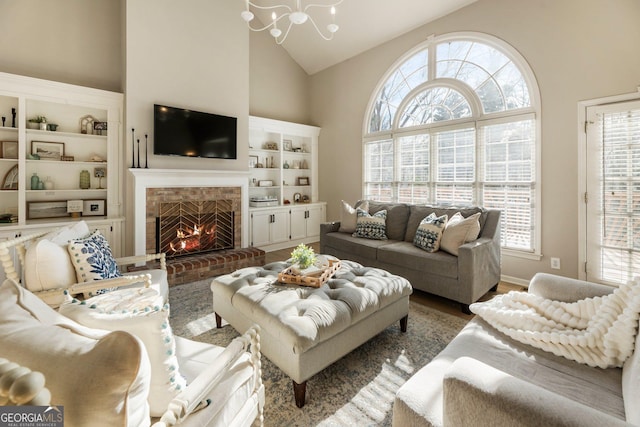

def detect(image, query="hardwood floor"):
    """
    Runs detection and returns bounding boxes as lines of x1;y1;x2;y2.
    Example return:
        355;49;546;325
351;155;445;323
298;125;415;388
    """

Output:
264;242;524;320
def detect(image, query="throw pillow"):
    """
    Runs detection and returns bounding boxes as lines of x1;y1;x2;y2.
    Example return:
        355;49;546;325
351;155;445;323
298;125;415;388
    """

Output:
59;287;186;417
43;220;91;245
413;213;448;252
24;238;77;293
0;279;151;426
339;200;369;233
440;212;481;256
352;208;387;240
68;230;121;294
23;221;92;298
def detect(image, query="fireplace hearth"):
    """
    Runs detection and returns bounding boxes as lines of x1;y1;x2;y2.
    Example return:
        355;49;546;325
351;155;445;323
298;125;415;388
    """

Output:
157;200;234;258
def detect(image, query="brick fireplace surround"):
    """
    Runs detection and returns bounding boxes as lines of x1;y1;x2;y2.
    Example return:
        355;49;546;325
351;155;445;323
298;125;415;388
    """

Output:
130;169;264;285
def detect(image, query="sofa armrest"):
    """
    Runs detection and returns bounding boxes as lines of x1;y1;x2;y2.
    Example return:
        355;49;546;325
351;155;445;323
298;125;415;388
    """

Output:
153;325;263;427
443;357;629;427
320;221;340;234
457;237;500;303
528;273;614;302
320;222;341;254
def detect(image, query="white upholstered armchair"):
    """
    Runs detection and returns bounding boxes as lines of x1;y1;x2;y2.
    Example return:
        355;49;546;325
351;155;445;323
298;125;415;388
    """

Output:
0;224;265;426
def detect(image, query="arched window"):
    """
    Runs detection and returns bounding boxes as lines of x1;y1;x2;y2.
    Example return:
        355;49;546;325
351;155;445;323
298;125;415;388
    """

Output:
364;33;541;254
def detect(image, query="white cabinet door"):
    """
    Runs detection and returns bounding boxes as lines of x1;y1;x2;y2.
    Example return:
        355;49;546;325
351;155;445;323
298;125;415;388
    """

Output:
250;211;272;247
290;204;325;239
305;205;324;238
271;210;290;244
289;207;307;240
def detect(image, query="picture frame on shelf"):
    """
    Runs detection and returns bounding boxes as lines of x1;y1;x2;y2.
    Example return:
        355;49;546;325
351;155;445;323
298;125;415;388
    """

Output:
2;165;18;190
283;139;293;151
31;141;64;160
258;180;273;187
1;141;18;159
93;121;108;136
27;201;68;219
297;177;310;186
263;142;278;150
83;199;106;216
60;155;75;162
249;155;259;168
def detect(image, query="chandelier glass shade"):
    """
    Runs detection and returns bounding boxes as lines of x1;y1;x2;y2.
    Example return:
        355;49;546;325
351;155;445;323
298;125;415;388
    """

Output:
241;0;343;45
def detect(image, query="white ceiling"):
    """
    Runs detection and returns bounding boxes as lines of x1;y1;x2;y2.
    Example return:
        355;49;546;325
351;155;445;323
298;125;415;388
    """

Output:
247;0;477;75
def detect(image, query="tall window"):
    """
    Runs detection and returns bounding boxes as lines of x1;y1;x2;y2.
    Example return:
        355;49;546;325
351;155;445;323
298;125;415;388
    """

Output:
364;33;540;254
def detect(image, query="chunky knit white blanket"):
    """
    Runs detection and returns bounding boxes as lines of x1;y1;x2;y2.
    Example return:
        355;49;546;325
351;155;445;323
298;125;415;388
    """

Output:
470;277;640;368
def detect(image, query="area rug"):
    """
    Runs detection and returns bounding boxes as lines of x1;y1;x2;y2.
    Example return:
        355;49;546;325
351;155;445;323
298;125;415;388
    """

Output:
169;279;468;426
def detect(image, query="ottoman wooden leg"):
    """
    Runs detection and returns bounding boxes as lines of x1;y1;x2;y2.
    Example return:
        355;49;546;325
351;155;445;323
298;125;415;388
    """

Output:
215;312;222;329
293;380;307;408
400;315;408;333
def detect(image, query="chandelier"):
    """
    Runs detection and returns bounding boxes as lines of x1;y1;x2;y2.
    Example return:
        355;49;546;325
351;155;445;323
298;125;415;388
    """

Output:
241;0;343;45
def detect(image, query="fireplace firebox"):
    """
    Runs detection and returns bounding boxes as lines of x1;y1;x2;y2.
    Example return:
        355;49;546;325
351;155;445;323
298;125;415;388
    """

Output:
156;200;234;258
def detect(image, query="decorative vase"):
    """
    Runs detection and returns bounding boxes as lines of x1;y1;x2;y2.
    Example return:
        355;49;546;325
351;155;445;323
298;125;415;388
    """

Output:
30;173;40;190
39;122;47;131
43;176;54;190
79;170;90;189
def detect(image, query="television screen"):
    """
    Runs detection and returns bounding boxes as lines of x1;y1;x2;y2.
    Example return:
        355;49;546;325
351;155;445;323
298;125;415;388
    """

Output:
154;104;237;159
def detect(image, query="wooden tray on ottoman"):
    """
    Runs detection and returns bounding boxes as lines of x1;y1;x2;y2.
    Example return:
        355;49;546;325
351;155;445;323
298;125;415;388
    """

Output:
278;259;341;288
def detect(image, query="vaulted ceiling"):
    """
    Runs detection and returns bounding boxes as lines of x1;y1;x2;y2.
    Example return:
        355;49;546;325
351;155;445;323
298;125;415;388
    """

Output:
247;0;477;75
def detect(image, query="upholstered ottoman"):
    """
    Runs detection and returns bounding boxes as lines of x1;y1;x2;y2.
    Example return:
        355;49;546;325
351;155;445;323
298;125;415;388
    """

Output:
211;259;413;407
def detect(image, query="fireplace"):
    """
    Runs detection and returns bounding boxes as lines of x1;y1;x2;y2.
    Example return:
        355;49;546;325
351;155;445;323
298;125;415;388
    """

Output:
130;169;264;286
156;200;234;258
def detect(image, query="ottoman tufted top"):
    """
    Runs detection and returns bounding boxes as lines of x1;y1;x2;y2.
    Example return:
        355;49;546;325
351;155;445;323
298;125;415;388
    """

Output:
213;259;412;354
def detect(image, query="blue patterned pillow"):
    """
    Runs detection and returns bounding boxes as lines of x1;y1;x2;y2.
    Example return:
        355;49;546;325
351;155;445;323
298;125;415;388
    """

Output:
352;208;388;240
413;213;448;252
68;230;121;291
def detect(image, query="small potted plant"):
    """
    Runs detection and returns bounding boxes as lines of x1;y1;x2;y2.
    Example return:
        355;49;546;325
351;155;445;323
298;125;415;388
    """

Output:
290;243;317;274
28;116;47;130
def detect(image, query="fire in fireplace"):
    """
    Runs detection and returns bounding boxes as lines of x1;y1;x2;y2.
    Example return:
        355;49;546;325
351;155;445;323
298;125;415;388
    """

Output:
157;200;234;258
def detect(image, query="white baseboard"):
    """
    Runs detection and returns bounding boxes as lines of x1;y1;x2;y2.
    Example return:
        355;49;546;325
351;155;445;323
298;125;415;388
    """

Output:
501;274;530;288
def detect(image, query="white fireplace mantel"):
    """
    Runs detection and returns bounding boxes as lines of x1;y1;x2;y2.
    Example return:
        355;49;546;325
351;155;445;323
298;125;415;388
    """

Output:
129;168;250;256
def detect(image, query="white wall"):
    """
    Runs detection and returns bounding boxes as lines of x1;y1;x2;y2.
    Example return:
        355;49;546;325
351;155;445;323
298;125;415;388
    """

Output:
310;0;640;284
250;30;311;124
124;0;248;172
0;0;122;92
123;0;250;254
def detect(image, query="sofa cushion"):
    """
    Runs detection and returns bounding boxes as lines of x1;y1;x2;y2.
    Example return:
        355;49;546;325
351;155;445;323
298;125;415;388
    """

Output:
0;279;151;427
59;287;186;417
353;208;387;240
413;213;448;253
440;212;481;256
323;232;394;259
405;206;483;242
339;200;369;233
378;241;458;279
367;201;410;241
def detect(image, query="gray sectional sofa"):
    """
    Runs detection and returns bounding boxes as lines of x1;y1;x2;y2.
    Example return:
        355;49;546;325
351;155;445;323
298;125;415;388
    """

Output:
320;201;501;312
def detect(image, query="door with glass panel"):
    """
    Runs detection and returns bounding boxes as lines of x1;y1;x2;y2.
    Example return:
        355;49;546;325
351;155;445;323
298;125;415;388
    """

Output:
585;101;640;285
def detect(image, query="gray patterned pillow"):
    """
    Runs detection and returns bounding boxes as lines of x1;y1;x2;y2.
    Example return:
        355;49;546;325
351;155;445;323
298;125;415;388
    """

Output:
413;213;448;252
352;208;388;240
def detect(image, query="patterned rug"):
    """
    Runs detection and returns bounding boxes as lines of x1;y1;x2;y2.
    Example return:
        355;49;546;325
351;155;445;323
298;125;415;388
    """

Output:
169;279;468;426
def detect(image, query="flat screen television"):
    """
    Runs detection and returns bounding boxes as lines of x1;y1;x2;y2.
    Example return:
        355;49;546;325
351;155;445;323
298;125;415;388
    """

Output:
153;104;237;159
